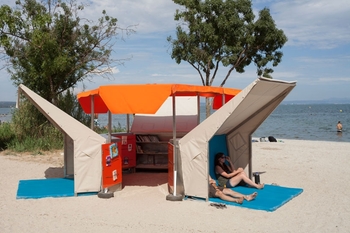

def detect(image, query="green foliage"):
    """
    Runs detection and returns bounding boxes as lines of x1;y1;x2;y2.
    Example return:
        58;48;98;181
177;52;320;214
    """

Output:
6;91;91;152
0;108;63;152
0;122;15;150
9;100;63;151
94;123;127;134
0;0;135;104
6;126;63;152
168;0;287;87
11;101;47;140
57;88;91;126
0;0;135;152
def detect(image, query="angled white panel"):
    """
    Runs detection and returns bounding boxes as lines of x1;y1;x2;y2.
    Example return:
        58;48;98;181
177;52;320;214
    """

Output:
19;84;106;194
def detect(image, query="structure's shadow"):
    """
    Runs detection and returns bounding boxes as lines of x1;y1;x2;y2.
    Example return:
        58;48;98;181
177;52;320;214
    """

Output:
122;169;168;187
43;167;168;187
44;167;64;178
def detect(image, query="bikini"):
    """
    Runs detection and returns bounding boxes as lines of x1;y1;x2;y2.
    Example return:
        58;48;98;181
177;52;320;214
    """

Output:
216;174;232;188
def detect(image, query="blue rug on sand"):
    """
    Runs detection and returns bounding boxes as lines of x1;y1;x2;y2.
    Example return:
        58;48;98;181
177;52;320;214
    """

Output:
208;184;303;212
16;178;96;199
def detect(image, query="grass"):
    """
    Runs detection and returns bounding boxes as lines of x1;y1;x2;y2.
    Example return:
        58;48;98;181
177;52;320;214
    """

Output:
0;121;127;153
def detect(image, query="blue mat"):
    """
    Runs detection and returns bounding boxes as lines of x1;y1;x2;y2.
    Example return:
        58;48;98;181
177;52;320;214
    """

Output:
16;178;96;199
208;184;303;212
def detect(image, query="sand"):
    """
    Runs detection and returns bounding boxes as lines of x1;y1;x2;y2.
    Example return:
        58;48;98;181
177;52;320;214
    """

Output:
1;139;350;233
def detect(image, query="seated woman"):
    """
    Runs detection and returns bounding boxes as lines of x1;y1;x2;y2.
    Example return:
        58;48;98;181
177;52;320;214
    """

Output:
214;152;264;189
209;175;257;204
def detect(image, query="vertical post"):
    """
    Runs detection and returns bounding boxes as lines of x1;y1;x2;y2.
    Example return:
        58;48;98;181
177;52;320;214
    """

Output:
172;94;177;196
90;95;95;130
197;95;200;125
17;87;21;109
107;110;112;143
249;135;252;179
126;114;130;133
166;94;182;201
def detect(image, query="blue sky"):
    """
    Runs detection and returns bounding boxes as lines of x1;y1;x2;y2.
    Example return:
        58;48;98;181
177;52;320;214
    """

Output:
0;0;349;102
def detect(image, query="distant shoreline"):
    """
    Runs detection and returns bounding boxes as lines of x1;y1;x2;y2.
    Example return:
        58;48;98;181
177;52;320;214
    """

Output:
1;100;349;107
0;101;16;108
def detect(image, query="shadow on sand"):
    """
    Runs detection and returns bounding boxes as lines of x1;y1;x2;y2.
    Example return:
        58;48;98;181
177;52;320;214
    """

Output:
44;167;64;178
122;169;168;187
44;167;168;188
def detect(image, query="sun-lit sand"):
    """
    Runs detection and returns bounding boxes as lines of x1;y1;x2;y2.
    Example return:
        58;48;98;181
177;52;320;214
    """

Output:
1;139;349;233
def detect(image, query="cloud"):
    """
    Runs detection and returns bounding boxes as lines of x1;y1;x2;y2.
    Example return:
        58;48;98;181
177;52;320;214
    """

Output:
319;77;350;82
91;66;120;75
7;0;349;50
84;0;179;34
85;0;350;52
267;0;350;49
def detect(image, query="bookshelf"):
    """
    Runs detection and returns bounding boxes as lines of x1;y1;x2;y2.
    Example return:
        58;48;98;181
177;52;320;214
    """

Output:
135;134;168;170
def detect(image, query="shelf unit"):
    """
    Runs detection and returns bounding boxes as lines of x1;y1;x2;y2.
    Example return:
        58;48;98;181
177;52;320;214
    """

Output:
135;134;168;170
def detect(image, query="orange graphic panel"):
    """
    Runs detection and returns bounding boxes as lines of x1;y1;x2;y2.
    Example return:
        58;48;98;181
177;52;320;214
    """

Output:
101;143;122;189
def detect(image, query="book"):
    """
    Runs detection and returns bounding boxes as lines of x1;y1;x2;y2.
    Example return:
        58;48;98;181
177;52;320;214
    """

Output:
109;143;118;158
137;145;143;153
142;135;151;142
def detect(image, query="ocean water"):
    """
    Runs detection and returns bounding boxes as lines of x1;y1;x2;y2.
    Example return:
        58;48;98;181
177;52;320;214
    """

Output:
252;104;349;142
1;104;349;142
0;108;13;123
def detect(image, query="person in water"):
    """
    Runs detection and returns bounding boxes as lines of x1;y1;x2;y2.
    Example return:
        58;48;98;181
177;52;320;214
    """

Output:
214;152;264;189
337;121;343;132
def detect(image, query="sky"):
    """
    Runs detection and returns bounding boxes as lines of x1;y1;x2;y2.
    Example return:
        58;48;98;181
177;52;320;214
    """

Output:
0;0;349;102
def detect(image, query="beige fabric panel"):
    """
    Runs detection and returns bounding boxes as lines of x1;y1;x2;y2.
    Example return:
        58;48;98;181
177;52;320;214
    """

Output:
19;84;106;194
178;78;296;199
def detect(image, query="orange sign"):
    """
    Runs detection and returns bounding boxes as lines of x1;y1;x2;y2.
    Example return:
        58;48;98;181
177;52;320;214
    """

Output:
101;143;122;189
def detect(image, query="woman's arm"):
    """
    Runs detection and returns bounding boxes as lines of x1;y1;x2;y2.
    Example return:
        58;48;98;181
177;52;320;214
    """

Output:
226;156;235;171
215;165;241;179
226;157;244;175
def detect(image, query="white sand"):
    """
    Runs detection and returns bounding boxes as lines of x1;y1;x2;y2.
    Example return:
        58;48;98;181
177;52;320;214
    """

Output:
1;139;350;233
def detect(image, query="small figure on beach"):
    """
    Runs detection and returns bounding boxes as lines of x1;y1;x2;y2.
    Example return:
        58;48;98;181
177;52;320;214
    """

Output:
337;121;342;132
214;152;264;189
209;175;257;204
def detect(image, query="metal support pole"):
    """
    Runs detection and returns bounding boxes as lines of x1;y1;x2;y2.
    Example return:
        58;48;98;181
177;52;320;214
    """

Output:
90;96;95;130
166;94;182;201
107;110;112;143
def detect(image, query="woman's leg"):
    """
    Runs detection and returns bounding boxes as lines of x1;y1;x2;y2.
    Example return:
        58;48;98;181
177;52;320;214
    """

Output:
223;188;258;202
222;188;244;198
215;191;243;204
228;172;264;189
244;192;257;201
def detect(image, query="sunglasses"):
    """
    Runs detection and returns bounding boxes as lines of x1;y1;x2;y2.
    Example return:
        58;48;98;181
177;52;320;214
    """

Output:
220;156;226;159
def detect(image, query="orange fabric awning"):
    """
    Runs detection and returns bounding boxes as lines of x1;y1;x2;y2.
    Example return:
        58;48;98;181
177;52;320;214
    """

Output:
212;94;235;110
77;84;241;114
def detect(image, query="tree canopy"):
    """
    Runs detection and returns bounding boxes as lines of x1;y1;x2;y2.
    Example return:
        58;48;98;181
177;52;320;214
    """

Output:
167;0;287;88
0;0;135;104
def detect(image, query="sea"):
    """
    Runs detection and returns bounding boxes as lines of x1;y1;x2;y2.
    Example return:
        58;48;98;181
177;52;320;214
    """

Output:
1;103;349;142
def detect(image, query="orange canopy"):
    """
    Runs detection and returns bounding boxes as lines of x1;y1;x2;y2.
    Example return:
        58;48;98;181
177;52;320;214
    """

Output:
77;84;241;114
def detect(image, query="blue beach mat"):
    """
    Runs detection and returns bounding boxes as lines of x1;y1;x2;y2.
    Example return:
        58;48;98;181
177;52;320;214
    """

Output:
16;178;96;199
208;184;303;212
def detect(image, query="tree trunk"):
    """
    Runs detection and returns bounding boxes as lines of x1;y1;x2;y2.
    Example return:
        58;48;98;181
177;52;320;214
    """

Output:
205;97;211;118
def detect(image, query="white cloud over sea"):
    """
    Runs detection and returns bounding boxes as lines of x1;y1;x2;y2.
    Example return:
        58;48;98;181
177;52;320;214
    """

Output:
0;0;349;101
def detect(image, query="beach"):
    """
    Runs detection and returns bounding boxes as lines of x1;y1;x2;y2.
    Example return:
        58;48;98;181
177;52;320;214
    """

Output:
1;139;349;233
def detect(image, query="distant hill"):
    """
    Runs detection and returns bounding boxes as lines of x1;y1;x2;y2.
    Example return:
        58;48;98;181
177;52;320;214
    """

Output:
0;101;16;108
283;98;350;105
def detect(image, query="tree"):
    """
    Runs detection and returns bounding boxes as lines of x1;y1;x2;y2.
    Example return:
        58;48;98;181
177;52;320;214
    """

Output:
167;0;287;116
0;0;135;105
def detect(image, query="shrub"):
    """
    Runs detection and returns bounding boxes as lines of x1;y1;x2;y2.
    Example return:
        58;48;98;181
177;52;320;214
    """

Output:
0;122;15;150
